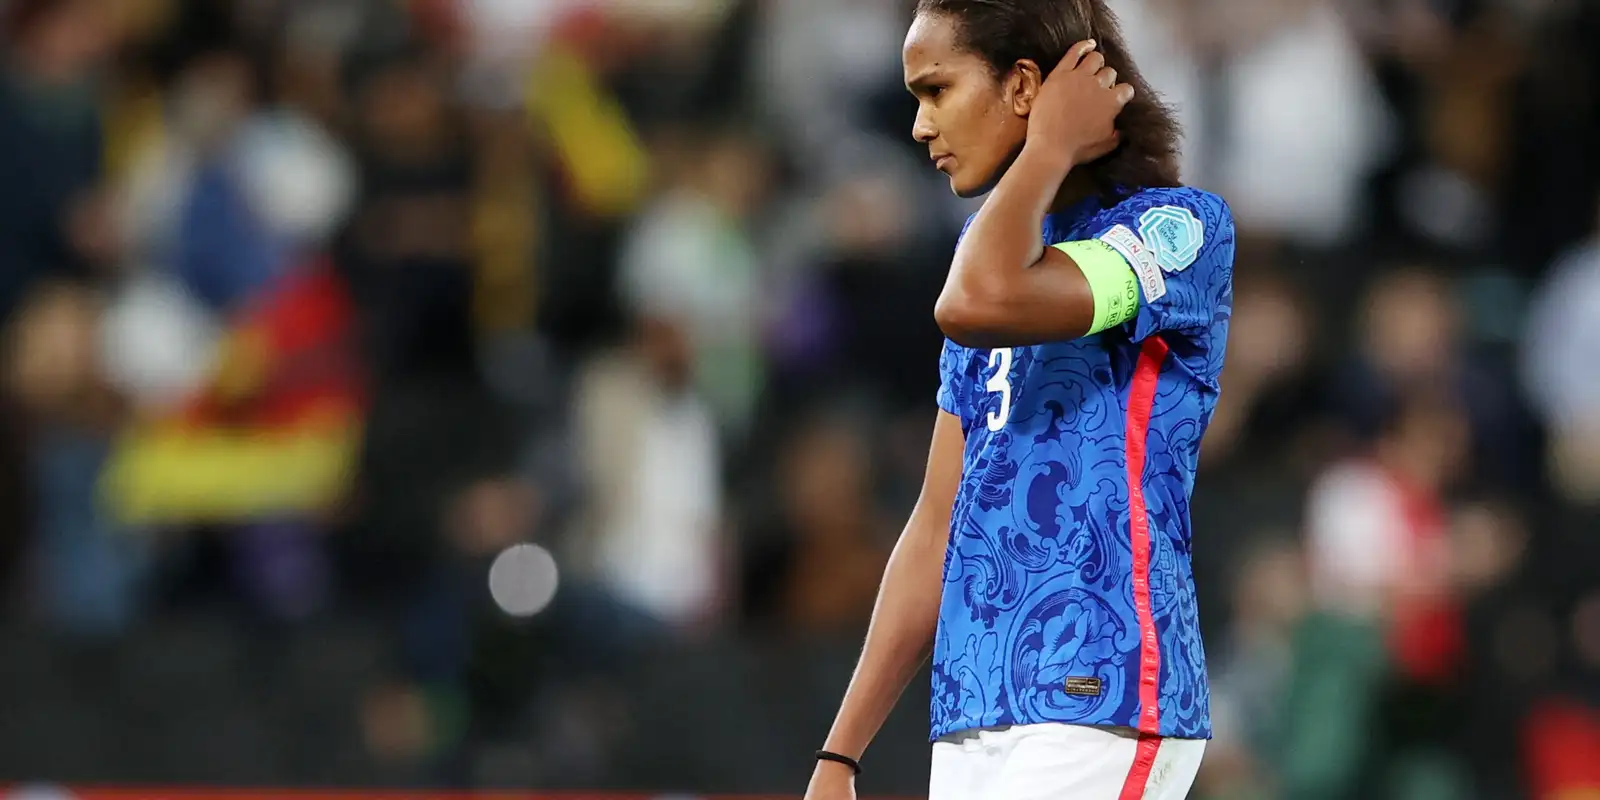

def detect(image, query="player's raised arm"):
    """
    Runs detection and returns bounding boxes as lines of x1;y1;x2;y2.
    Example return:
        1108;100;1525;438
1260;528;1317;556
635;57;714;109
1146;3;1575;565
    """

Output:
934;41;1137;349
804;409;965;799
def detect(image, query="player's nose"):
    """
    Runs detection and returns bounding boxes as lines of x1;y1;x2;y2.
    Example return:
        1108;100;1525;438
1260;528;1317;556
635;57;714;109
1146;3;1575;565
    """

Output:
912;108;937;144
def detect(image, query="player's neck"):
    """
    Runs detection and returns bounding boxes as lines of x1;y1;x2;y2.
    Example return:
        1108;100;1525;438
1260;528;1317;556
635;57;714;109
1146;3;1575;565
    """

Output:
1048;173;1095;214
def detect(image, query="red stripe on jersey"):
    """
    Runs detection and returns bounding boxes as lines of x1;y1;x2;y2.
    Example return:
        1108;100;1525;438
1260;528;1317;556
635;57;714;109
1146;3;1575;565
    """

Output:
1117;734;1165;800
1126;335;1170;735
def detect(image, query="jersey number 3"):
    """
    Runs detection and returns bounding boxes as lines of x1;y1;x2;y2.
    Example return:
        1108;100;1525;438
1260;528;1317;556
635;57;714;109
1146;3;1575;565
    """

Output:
985;348;1013;432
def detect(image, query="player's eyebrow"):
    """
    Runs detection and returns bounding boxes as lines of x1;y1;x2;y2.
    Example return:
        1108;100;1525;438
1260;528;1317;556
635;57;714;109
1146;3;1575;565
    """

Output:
905;65;947;92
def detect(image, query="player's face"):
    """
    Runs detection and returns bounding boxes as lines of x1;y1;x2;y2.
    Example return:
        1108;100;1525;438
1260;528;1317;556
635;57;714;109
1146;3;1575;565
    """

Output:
903;13;1027;198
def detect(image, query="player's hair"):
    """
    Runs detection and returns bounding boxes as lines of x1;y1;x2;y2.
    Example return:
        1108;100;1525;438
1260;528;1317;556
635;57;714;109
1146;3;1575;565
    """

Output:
915;0;1183;196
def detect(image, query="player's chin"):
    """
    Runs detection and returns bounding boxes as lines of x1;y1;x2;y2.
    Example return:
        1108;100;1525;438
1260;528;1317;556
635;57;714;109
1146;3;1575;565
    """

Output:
949;181;984;199
947;173;990;199
947;165;1004;199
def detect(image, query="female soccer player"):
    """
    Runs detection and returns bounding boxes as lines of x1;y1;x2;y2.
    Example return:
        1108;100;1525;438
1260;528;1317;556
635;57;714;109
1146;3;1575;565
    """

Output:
804;1;1234;798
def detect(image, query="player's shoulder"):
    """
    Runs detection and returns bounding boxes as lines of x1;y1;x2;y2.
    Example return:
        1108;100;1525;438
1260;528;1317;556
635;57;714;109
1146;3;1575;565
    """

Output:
1109;186;1233;232
1092;186;1233;276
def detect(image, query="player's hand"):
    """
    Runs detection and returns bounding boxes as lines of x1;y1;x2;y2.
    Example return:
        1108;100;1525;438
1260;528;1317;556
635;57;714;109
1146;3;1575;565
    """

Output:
802;761;857;800
1025;40;1135;168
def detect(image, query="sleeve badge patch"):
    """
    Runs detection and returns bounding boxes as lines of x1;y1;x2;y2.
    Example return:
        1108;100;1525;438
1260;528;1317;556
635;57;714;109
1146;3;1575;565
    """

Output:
1137;205;1205;273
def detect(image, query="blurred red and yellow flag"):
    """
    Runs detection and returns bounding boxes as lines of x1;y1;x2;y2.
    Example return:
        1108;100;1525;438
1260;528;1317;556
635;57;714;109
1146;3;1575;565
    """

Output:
100;261;366;525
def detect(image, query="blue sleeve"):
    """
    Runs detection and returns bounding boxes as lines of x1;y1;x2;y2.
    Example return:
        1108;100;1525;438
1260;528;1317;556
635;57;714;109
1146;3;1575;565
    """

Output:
1087;189;1235;343
937;338;966;417
936;213;981;417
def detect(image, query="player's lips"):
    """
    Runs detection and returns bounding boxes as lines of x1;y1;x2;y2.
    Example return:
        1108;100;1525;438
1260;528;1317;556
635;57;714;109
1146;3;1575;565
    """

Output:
932;154;954;172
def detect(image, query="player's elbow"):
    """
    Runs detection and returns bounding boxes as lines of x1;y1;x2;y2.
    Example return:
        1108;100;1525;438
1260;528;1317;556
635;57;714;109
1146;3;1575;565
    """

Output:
934;288;1012;349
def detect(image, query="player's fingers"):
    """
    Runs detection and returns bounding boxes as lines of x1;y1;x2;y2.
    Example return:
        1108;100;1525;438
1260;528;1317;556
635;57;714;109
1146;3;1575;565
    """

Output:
1066;39;1097;68
1097;67;1118;89
1083;131;1122;162
1116;83;1136;105
1079;51;1106;75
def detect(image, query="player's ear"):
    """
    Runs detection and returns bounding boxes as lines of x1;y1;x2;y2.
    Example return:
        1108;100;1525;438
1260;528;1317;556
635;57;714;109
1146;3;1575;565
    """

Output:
1009;58;1044;117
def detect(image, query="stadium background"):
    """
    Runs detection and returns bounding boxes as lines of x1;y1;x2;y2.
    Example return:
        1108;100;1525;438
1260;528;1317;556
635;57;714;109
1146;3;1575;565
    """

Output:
0;0;1597;798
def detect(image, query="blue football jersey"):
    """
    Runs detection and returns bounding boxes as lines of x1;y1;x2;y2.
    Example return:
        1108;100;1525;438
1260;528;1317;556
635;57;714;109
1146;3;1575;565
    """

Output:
930;186;1233;741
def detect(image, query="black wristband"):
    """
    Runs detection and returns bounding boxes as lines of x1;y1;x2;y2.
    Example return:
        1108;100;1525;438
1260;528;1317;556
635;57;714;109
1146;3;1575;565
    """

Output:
815;750;862;776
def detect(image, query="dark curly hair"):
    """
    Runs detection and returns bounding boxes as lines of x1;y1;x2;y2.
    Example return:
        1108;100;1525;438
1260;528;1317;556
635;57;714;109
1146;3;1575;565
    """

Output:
915;0;1184;197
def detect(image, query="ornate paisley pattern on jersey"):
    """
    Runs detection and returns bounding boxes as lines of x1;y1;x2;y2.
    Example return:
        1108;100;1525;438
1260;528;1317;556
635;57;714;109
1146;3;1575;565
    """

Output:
1008;586;1134;725
972;432;1019;511
929;628;1008;732
930;187;1234;742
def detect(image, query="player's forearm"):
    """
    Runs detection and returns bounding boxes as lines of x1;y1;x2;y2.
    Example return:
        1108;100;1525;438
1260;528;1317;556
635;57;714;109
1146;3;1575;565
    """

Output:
819;516;947;760
941;144;1071;300
935;145;1090;348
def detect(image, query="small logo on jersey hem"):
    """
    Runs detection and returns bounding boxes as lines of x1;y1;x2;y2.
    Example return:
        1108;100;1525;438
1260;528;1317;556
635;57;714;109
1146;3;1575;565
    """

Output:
1063;677;1104;696
1100;225;1166;304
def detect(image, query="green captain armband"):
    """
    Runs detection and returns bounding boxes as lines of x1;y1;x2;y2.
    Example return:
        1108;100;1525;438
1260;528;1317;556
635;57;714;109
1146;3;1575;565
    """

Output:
1053;239;1141;335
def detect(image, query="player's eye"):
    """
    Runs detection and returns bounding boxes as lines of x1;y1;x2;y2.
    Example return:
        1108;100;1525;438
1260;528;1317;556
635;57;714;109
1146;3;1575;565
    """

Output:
927;85;945;99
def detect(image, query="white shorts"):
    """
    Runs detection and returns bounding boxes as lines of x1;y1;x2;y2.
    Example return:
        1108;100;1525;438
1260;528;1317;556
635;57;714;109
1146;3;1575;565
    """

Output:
929;723;1206;800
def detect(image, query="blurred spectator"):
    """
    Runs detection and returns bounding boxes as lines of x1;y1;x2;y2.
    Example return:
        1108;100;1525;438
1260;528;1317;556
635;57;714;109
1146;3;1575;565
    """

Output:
1198;0;1395;246
1450;498;1541;797
764;170;947;418
1204;535;1391;800
1351;0;1522;256
1201;272;1316;468
571;312;724;632
1502;0;1600;276
742;411;892;636
85;28;361;623
1332;266;1534;489
5;283;142;636
0;0;118;320
0;0;131;637
618;125;770;439
751;0;908;190
1305;389;1468;683
340;44;478;378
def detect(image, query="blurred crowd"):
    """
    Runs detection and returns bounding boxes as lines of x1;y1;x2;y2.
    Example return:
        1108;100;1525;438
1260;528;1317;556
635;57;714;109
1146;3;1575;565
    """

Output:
0;0;1597;797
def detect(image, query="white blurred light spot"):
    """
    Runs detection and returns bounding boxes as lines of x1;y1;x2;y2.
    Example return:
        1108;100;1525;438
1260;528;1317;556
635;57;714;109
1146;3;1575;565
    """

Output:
236;111;356;247
488;544;559;617
101;274;219;411
8;786;78;800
